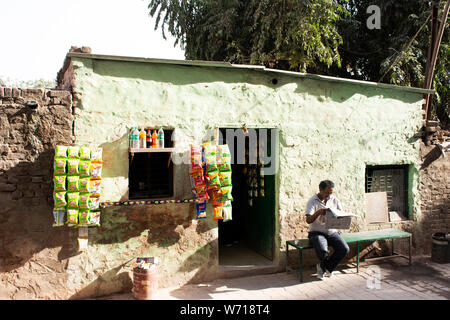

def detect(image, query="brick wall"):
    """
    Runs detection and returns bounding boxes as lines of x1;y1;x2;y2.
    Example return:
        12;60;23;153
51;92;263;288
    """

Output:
0;87;75;299
415;128;450;255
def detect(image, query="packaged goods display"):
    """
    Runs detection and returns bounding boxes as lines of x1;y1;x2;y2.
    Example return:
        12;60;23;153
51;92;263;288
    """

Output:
52;145;103;228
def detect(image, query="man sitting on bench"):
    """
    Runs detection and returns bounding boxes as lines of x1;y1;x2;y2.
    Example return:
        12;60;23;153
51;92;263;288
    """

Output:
306;180;350;279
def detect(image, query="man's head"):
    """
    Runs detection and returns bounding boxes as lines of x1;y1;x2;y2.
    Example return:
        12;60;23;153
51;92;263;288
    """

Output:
318;180;335;200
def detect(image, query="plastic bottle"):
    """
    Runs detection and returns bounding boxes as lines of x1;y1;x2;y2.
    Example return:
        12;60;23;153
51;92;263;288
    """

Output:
152;130;158;148
146;129;152;148
139;128;146;149
130;126;139;149
158;127;164;148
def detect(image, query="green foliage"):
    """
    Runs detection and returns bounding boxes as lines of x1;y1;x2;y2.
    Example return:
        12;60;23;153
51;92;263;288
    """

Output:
0;76;56;88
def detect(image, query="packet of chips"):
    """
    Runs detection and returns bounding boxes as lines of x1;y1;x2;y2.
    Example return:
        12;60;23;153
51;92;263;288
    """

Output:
219;171;232;187
67;192;80;208
190;171;206;189
52;209;66;227
220;185;233;201
207;169;221;188
67;158;80;175
79;193;90;209
89;196;100;210
54;176;66;191
89;179;102;197
190;145;203;173
79;177;90;193
212;191;225;207
54;192;67;208
218;145;232;172
223;201;233;222
55;145;68;158
88;210;101;226
80;147;91;160
213;206;223;220
204;144;217;172
90;162;102;178
54;158;67;175
66;209;78;226
68;146;80;158
67;176;79;192
78;210;89;226
196;201;207;219
79;160;90;176
91;147;102;162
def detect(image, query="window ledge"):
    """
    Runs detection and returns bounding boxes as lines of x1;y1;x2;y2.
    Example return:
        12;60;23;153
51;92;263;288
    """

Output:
129;148;175;153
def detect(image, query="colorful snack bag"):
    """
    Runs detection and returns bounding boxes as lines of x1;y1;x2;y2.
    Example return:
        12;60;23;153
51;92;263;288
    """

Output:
67;159;80;175
196;201;207;219
89;196;100;210
67;176;79;192
88;210;101;226
79;193;90;209
79;160;91;176
80;147;91;160
79;177;90;193
220;185;233;201
218;144;232;172
66;209;78;226
212;191;225;207
54;192;67;208
207;169;221;188
52;209;66;227
213;206;223;220
204;144;217;172
68;146;80;158
190;145;203;173
54;158;67;175
190;171;206;189
223;201;233;222
89;179;102;197
67;192;80;208
90;162;102;178
55;145;68;158
91;147;103;162
78;210;89;226
219;171;232;187
54;176;66;191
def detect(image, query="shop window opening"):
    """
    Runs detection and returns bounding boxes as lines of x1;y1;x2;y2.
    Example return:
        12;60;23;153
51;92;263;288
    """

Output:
128;129;174;200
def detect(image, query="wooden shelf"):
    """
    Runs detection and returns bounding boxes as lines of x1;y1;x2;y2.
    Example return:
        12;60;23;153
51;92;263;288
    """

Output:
129;148;175;153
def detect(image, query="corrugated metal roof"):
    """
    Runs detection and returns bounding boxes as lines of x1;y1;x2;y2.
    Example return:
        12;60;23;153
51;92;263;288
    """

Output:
67;52;434;95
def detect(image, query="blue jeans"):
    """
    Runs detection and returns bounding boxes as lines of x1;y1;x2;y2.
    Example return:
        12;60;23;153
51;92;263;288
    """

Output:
308;231;350;273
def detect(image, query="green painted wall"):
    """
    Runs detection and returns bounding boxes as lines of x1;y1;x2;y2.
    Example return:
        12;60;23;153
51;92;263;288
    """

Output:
69;56;425;294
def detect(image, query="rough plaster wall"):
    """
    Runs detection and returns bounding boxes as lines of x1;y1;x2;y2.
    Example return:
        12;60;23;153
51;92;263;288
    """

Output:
70;57;425;278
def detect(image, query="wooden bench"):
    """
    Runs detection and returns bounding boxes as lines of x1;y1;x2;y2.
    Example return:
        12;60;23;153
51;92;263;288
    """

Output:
286;228;412;282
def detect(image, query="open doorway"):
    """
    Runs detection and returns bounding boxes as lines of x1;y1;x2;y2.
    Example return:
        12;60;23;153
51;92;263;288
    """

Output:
218;128;277;267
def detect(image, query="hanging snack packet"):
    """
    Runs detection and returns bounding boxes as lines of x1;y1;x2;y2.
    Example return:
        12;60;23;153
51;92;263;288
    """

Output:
68;146;80;158
220;185;233;201
204;144;217;172
207;169;221;188
67;192;80;208
213;206;223;220
54;192;67;208
67;176;79;192
219;171;232;187
67;158;80;175
190;145;203;173
79;177;90;193
91;147;103;162
54;176;67;191
196;201;207;219
55;145;68;158
89;196;100;210
80;147;91;160
223;201;233;222
54;158;67;175
88;210;101;226
79;193;90;209
66;209;78;226
79;160;91;177
89;179;102;197
196;190;210;202
218;145;232;172
53;209;66;227
212;191;225;207
90;162;102;178
190;171;206;190
78;210;89;226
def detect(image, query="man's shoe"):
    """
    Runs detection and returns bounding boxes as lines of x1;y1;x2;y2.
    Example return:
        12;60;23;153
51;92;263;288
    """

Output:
324;269;333;277
316;263;324;280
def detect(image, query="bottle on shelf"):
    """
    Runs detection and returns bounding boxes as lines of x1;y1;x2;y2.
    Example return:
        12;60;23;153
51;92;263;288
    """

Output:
152;130;158;148
146;129;152;148
130;126;139;149
158;127;164;148
139;127;146;149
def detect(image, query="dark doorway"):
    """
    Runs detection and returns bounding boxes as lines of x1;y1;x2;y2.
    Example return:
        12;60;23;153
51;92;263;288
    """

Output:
218;128;277;266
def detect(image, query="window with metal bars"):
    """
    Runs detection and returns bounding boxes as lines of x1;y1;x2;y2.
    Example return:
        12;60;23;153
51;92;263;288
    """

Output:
128;129;174;200
365;165;409;219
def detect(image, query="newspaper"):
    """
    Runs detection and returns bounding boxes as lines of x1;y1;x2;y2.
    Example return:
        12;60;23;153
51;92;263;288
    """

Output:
325;208;357;229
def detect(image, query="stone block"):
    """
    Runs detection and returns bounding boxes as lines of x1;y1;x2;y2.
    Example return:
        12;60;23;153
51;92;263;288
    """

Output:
0;183;17;192
23;190;35;198
11;190;23;200
3;88;12;97
31;176;43;183
0;87;4;97
49;90;70;98
12;88;21;98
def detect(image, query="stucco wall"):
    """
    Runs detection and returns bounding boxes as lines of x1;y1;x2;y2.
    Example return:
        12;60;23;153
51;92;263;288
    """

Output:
65;55;425;293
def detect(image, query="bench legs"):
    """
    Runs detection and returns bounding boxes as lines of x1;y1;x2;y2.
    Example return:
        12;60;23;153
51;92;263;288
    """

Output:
299;249;303;282
356;241;360;273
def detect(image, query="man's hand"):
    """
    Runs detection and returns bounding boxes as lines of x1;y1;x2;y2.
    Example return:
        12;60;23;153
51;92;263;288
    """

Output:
306;208;328;224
